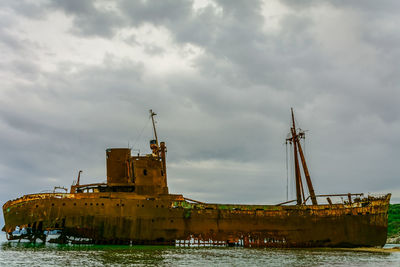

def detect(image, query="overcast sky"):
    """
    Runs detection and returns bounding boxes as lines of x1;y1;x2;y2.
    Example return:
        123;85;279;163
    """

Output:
1;0;399;226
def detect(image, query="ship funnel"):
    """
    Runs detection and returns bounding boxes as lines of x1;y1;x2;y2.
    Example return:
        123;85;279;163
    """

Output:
106;148;131;185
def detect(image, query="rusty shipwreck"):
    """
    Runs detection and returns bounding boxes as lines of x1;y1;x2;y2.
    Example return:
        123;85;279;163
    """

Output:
2;109;391;247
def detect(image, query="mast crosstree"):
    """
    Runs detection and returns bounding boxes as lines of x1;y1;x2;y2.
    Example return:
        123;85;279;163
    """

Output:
286;108;318;205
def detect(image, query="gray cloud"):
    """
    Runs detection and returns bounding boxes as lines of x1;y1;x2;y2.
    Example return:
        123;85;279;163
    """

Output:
120;0;193;26
46;0;125;37
2;0;49;19
1;0;400;227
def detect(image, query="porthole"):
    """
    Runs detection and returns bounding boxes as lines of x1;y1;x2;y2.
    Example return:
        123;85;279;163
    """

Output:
117;203;119;206
62;203;66;206
142;204;144;208
143;169;147;176
85;203;87;206
74;203;77;206
121;203;125;207
96;203;99;206
90;203;93;206
52;203;54;206
35;205;38;208
101;203;104;206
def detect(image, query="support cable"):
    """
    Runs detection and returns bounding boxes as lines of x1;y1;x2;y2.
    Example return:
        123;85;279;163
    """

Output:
132;117;151;150
285;142;289;201
289;142;294;200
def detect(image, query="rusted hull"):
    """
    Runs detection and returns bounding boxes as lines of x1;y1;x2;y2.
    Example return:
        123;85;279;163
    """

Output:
2;193;390;247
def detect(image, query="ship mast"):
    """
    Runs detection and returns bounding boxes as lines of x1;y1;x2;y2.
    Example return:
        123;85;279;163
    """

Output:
288;108;318;205
148;109;168;189
297;135;317;205
290;109;303;205
150;109;159;148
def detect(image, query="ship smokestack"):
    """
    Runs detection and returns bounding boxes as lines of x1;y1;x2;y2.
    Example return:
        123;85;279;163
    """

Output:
106;148;131;185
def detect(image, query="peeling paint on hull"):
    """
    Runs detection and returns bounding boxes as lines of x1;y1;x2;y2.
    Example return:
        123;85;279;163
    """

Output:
2;193;390;247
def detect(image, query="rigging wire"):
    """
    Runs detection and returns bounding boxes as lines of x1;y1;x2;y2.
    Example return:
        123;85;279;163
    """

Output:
289;142;294;200
132;117;151;150
285;141;289;201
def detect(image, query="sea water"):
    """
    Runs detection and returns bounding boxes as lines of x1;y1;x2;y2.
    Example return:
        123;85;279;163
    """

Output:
0;235;399;266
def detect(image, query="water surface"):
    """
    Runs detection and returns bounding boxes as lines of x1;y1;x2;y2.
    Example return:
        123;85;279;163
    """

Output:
1;236;399;266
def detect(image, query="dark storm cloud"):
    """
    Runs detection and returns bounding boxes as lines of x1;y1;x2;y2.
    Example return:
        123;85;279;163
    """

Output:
46;0;124;37
281;0;400;12
119;0;277;86
1;0;49;19
0;0;399;228
115;0;329;96
120;0;193;26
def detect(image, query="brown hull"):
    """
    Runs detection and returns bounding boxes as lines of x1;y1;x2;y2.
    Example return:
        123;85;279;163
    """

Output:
2;193;390;247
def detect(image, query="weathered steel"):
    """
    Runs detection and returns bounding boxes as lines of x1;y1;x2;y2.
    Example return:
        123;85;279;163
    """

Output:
76;170;82;185
290;109;303;205
276;199;297;206
1;110;391;247
317;193;364;197
297;138;317;205
150;109;159;149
